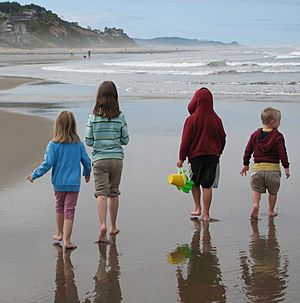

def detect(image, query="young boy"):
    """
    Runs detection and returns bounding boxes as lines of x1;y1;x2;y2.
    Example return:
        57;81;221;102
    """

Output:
177;88;226;221
240;107;290;219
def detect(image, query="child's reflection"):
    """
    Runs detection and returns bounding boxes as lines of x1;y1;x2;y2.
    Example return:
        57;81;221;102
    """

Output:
169;220;226;303
85;238;122;303
240;219;289;302
54;243;79;303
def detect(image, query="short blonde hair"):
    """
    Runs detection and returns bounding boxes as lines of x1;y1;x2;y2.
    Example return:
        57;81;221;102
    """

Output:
261;107;281;125
52;111;80;143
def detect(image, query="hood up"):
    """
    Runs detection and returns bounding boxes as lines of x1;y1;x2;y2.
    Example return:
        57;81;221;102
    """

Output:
188;87;213;114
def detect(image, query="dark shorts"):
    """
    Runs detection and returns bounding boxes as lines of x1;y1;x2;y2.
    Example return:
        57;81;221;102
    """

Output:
190;155;219;188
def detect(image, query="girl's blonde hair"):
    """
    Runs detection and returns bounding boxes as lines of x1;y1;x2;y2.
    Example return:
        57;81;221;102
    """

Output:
52;111;80;143
93;81;120;119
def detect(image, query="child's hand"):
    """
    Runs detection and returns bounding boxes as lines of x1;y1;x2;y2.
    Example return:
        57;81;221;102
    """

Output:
240;166;249;176
26;175;33;183
284;168;290;179
177;159;184;168
85;175;90;183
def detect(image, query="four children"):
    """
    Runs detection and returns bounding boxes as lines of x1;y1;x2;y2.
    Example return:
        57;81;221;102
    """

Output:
27;82;290;248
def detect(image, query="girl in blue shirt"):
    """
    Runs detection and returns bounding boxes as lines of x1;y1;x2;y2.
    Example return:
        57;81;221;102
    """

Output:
27;111;91;249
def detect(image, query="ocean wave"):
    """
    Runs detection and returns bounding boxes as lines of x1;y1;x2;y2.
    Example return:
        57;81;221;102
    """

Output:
102;61;206;68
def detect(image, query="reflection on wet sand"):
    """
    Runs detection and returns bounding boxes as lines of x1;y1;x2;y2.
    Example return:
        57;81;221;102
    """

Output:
240;219;289;302
168;220;226;303
85;238;122;303
54;244;80;303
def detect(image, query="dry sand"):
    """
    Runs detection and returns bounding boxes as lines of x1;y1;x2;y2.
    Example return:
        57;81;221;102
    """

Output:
0;75;42;90
0;75;53;188
0;110;53;189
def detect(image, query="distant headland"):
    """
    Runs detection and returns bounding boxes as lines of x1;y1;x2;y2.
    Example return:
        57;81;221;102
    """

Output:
0;1;136;48
134;37;239;47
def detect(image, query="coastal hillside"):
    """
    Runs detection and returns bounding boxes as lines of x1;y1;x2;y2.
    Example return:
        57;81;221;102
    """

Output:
135;37;239;47
0;2;136;48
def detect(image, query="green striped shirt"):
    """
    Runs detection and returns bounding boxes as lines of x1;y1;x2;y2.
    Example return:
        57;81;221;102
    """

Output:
85;112;129;162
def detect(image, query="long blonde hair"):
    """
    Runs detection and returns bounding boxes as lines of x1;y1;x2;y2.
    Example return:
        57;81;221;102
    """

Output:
93;81;120;119
52;111;80;143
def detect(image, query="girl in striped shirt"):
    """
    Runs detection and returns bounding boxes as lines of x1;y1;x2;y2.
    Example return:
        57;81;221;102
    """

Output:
85;81;129;243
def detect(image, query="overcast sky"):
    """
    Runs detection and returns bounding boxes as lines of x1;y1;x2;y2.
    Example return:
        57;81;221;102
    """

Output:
16;0;300;45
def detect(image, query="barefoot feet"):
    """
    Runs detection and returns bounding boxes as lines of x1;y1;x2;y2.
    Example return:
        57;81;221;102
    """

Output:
268;211;278;218
64;242;77;250
109;228;120;235
97;225;108;243
202;215;211;222
250;205;259;219
190;208;201;216
53;233;63;241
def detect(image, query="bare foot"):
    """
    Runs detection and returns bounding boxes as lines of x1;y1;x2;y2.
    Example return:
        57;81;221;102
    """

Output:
250;205;259;219
202;215;211;222
98;226;107;243
53;234;62;241
64;242;77;250
109;228;120;235
190;209;201;216
269;211;278;217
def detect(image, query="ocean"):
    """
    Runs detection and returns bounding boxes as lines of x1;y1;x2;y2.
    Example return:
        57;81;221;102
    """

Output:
0;45;300;106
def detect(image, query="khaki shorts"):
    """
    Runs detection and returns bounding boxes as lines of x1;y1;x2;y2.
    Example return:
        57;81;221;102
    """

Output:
93;159;123;197
250;171;281;194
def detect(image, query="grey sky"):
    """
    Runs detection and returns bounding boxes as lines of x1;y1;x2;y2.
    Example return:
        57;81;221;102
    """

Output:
16;0;300;45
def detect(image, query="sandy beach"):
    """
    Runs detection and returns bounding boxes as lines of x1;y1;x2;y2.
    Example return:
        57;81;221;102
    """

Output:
0;50;300;303
0;76;53;188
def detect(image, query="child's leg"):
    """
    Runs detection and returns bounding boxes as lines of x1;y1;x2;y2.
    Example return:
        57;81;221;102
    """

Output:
63;192;79;249
54;192;66;241
108;159;123;234
202;188;212;221
97;195;108;242
191;185;201;216
268;194;278;217
109;196;119;235
251;190;261;219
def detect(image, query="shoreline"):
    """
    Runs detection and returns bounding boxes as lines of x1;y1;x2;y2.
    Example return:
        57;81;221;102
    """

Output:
0;75;42;90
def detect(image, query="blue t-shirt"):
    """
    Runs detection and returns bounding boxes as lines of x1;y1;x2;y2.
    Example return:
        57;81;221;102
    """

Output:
32;141;91;192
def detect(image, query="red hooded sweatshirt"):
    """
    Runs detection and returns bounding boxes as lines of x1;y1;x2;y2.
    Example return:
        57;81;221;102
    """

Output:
179;88;226;161
243;128;289;168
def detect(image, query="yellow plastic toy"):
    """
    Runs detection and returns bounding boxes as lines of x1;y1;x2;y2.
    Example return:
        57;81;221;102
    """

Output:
168;169;194;193
167;244;192;265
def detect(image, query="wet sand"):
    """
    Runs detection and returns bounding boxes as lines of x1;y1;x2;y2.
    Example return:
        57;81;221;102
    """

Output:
0;72;52;188
0;75;300;302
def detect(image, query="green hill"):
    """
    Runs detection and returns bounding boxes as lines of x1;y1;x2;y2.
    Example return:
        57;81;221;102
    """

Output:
0;2;136;48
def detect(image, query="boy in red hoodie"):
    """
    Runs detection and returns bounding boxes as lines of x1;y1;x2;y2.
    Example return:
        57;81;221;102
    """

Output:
177;88;226;221
240;107;290;219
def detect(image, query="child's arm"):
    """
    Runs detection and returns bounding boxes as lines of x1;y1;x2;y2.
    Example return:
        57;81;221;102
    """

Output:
27;142;55;182
240;135;254;176
80;142;92;182
284;168;290;179
277;134;290;178
240;166;249;176
85;114;94;147
120;114;129;145
178;118;194;166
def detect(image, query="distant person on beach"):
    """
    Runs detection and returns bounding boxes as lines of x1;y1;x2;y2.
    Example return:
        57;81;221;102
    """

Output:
88;49;91;58
177;88;226;221
85;81;129;243
27;111;91;249
240;107;290;219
